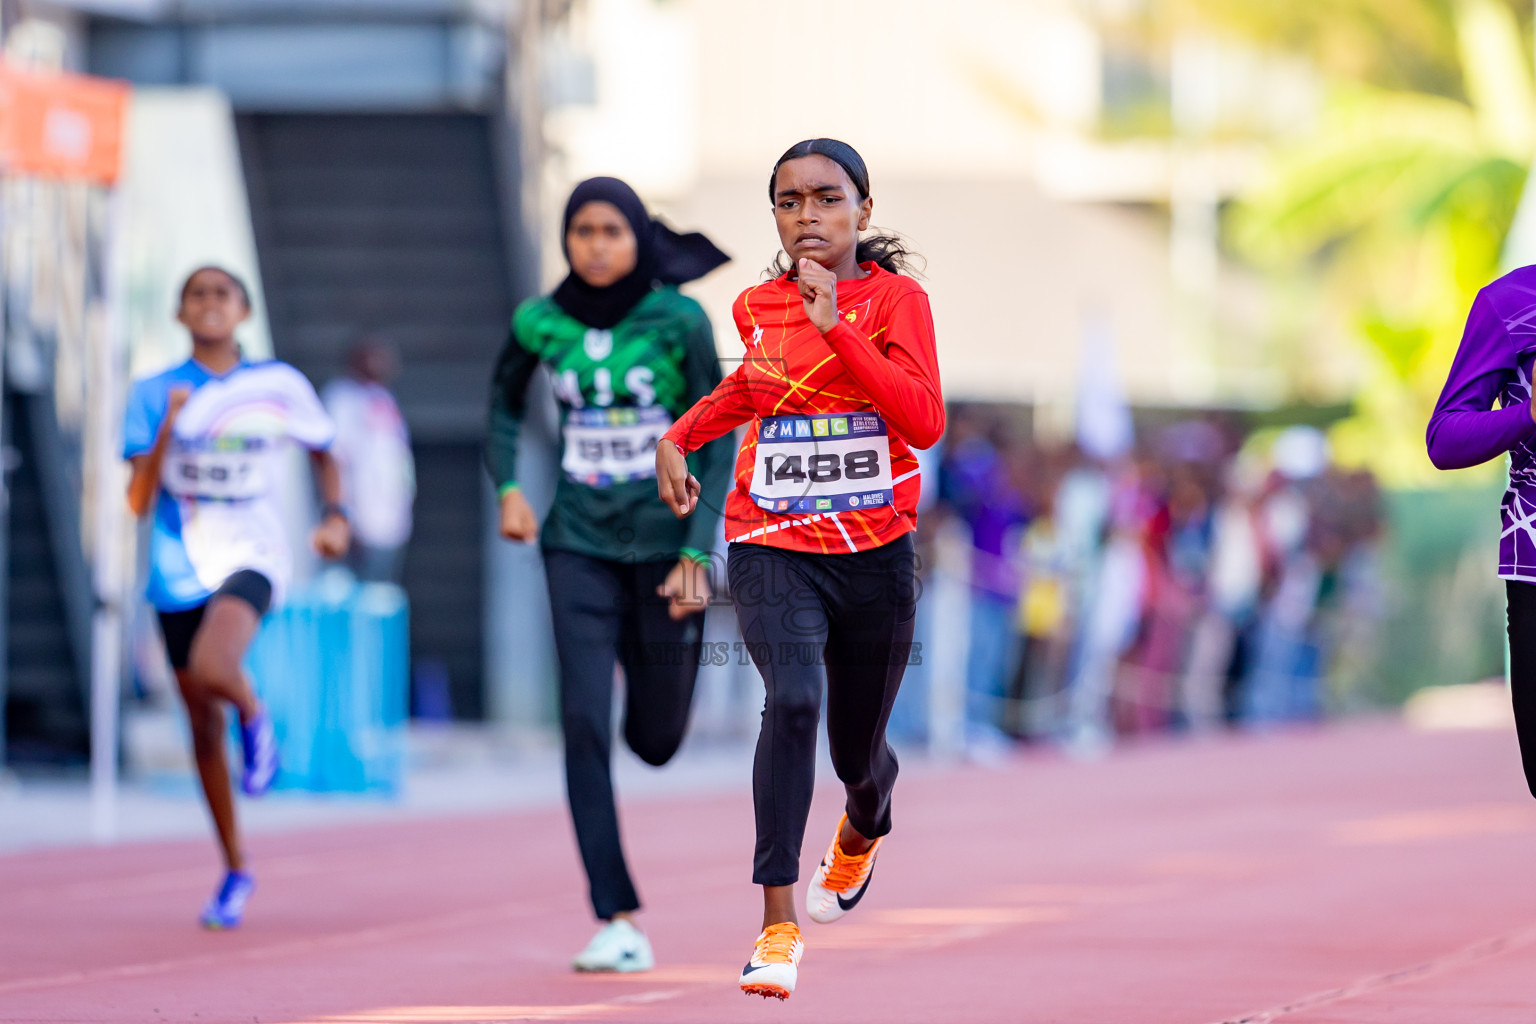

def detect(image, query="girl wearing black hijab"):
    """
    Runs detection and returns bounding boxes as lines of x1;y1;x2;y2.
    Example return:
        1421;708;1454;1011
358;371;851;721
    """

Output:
486;177;732;972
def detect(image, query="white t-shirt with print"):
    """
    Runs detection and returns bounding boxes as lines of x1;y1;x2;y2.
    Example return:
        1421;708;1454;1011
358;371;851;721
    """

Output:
124;359;335;610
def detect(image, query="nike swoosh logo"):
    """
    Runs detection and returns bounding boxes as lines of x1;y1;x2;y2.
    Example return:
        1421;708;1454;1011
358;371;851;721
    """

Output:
835;866;875;911
741;962;773;976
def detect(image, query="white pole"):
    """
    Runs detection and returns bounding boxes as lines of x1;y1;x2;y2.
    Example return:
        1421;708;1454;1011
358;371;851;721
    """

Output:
927;517;971;760
88;582;120;843
88;185;127;844
1168;33;1221;402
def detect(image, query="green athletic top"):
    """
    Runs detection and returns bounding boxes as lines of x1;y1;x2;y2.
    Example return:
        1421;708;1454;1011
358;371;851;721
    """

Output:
485;286;731;564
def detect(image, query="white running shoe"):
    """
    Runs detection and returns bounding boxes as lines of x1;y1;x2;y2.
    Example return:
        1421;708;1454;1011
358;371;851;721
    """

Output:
739;922;803;1000
571;918;654;973
805;813;883;924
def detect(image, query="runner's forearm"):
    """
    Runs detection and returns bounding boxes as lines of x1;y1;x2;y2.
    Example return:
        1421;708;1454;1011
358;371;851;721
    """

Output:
486;329;539;489
818;295;944;449
680;315;731;554
1427;294;1536;470
126;421;177;517
311;449;343;510
663;363;757;456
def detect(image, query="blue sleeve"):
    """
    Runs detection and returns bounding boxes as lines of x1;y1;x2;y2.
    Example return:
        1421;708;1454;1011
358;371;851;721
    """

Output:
122;379;163;459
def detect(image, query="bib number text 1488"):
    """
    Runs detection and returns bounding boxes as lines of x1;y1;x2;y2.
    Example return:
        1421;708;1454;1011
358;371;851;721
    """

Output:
761;450;880;484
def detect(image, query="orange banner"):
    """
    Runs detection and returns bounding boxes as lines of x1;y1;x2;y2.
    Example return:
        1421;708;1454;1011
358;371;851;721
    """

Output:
0;64;130;185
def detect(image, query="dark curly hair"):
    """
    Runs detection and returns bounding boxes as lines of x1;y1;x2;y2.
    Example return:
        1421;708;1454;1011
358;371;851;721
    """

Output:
765;138;924;279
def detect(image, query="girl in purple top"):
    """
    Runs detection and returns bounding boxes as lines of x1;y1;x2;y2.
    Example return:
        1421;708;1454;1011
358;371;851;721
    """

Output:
1428;264;1536;795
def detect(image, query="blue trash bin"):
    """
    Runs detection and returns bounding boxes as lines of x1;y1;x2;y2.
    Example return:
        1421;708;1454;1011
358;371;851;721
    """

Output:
242;578;409;796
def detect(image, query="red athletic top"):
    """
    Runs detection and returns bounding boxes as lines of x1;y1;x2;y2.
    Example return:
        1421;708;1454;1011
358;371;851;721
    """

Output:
663;263;944;554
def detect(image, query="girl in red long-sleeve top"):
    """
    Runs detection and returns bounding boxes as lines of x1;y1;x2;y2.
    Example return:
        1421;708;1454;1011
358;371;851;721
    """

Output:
657;138;944;1001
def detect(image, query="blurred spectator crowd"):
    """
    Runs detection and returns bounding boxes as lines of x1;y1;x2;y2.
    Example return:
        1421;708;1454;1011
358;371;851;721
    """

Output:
934;407;1385;754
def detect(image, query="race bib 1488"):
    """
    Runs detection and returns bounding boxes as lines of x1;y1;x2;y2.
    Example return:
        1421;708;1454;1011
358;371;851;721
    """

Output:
748;411;894;515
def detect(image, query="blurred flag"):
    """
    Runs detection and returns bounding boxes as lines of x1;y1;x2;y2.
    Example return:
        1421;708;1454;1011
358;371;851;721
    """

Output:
0;62;129;185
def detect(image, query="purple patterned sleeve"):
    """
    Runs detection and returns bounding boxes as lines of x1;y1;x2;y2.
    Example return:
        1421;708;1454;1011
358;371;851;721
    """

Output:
1427;291;1536;471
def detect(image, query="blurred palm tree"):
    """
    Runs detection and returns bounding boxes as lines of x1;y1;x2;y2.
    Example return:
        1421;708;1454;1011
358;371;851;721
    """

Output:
1180;0;1497;99
1209;0;1534;483
979;0;1530;480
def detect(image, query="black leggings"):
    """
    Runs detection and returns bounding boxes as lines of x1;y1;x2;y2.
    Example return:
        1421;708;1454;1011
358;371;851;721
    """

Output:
728;534;918;887
543;549;702;920
1506;581;1536;797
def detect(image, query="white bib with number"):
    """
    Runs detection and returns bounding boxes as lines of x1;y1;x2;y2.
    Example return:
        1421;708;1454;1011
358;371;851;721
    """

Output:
748;411;895;515
562;405;672;485
164;440;271;502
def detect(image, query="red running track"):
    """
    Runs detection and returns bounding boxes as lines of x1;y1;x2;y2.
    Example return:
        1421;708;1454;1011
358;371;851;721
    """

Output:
4;719;1536;1024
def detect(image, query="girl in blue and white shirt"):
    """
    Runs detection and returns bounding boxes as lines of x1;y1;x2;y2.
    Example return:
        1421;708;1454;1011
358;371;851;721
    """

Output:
123;266;350;929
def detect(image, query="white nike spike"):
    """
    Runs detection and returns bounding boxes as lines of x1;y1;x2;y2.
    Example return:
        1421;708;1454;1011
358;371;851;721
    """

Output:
805;816;883;925
740;923;803;1000
572;919;654;973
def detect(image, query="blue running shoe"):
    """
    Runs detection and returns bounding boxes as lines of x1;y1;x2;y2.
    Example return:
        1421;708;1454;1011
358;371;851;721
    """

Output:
200;870;255;930
240;708;278;797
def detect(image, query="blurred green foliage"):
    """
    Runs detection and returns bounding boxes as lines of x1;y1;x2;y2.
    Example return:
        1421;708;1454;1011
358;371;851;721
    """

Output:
1217;0;1534;485
1079;2;1529;703
1181;0;1525;100
1371;483;1507;702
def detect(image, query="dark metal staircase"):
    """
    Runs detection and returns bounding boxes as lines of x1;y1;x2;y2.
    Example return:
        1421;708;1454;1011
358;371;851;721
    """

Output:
238;113;516;719
3;392;90;764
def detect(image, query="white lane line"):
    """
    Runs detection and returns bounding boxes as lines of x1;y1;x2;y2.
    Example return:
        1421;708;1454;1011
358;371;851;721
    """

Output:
1209;920;1536;1024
